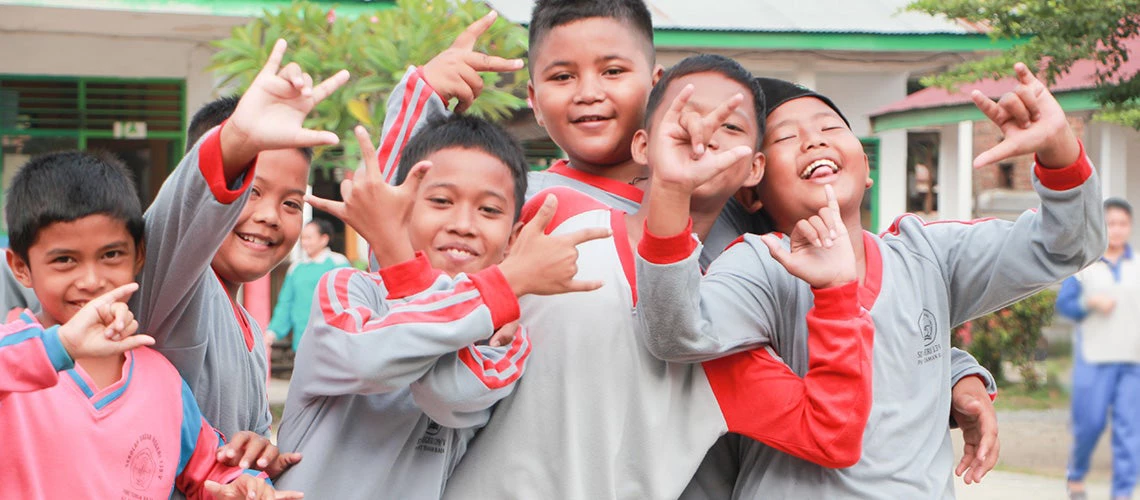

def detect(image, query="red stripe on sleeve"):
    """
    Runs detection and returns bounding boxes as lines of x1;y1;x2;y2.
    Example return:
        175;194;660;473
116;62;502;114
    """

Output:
197;121;256;205
457;329;531;389
380;69;436;184
638;217;697;264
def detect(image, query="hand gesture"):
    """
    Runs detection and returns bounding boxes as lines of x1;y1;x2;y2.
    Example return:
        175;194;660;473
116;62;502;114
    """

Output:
421;11;524;114
950;376;999;485
498;195;611;297
647;84;755;193
223;39;351;168
216;431;303;479
971;62;1080;169
306;126;426;267
488;321;519;348
203;475;302;500
760;185;856;289
57;283;153;360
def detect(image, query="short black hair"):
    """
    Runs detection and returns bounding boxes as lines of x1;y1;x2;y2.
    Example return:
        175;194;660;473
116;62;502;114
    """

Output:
643;54;766;147
308;218;335;238
6;151;144;262
395;115;528;220
1106;197;1133;217
528;0;655;65
185;95;313;161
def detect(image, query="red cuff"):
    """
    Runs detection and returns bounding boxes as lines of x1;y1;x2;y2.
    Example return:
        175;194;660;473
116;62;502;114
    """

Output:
198;120;257;204
469;266;521;330
379;251;442;300
810;281;861;320
413;66;447;103
638;218;698;264
1035;140;1091;191
961;373;998;401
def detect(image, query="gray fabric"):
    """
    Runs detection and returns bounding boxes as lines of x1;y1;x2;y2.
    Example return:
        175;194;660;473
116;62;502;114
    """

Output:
636;164;1105;498
0;260;39;314
275;267;525;500
132;129;271;441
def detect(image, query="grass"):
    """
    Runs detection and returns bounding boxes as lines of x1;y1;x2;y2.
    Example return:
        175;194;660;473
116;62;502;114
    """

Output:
993;354;1073;411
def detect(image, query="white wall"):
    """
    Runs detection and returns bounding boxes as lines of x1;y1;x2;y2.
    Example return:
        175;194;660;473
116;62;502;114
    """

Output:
817;72;909;138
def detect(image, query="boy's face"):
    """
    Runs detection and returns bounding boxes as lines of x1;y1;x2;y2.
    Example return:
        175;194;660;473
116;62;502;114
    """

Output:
633;71;764;205
528;17;661;169
211;148;309;284
1106;207;1132;251
758;97;871;231
8;214;143;326
406;147;521;277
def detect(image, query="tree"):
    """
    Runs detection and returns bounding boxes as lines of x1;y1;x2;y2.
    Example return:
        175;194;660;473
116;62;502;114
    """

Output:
908;0;1140;129
209;0;528;167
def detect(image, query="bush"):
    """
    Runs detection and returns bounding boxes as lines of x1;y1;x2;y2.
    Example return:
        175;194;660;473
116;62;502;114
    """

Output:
952;288;1058;390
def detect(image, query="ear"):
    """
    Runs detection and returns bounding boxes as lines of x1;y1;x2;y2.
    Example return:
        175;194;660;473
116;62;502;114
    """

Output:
528;81;544;127
742;152;765;188
503;220;526;258
863;153;874;189
133;240;146;277
651;64;665;85
7;249;33;288
733;185;764;214
630;129;650;166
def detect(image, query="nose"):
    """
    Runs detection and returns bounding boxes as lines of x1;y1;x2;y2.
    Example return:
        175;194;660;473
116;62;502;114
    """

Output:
573;73;605;104
74;263;105;292
446;207;477;237
249;198;280;228
801;128;828;151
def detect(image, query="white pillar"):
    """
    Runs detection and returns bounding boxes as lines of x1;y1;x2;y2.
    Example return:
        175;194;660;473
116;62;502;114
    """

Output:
876;129;908;231
951;120;974;220
1098;124;1128;200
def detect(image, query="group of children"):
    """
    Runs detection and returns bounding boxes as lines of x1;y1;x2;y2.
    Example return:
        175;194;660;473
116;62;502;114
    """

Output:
0;0;1108;498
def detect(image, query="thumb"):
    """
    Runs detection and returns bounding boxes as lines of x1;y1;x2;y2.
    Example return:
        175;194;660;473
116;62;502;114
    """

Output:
204;480;225;496
973;139;1020;168
121;335;156;351
760;234;795;270
304;194;346;222
399;161;432;193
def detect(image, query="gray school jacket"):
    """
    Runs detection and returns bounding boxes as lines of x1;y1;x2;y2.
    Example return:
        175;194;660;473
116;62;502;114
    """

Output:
132;127;271;441
635;153;1105;498
274;256;529;500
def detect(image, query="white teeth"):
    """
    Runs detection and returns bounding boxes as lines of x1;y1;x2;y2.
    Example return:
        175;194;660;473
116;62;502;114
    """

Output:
801;159;839;179
444;248;474;258
238;234;270;246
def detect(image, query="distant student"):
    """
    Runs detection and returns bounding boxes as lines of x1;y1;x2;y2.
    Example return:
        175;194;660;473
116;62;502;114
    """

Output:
0;151;296;500
1058;197;1140;500
279;115;607;499
636;66;1104;497
266;218;350;353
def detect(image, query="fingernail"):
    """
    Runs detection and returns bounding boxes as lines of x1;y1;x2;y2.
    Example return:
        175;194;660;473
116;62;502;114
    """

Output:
258;459;268;467
240;461;248;469
695;144;705;155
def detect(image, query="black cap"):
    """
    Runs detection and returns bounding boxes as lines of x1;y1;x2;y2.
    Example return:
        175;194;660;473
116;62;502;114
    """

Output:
754;77;849;126
1105;197;1133;216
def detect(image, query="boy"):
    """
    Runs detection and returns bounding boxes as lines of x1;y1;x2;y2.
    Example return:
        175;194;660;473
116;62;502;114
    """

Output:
436;53;879;499
1057;197;1140;500
0;151;295;499
132;39;346;454
279;115;607;499
635;65;1104;498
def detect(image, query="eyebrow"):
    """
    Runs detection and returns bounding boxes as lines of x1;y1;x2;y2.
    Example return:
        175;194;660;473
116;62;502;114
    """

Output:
425;182;509;203
44;240;129;258
541;54;631;74
769;111;842;131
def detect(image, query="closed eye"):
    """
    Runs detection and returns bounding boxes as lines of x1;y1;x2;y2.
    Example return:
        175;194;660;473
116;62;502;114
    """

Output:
722;123;745;133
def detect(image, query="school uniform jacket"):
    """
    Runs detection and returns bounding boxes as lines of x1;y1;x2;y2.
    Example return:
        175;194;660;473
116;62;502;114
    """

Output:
0;312;266;499
1057;246;1140;363
441;187;874;499
131;125;272;440
635;147;1104;498
275;253;530;500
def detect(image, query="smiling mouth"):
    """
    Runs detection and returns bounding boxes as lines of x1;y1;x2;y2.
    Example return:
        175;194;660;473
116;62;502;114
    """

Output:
572;115;611;123
440;246;479;259
800;159;840;179
236;232;277;247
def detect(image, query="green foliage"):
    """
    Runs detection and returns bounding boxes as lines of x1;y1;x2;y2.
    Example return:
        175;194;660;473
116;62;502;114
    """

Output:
209;0;529;167
907;0;1140;129
952;288;1058;390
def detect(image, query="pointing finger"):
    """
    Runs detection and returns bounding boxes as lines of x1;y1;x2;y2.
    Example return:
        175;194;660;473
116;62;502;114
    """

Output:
452;10;498;51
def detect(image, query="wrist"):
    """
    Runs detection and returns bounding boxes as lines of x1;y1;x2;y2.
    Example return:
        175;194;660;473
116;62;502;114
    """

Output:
1036;129;1080;169
496;260;529;297
645;184;694;237
219;120;258;175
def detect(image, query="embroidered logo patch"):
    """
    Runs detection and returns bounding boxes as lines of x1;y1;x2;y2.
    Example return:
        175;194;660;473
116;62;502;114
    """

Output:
415;421;446;454
915;309;943;365
126;433;165;492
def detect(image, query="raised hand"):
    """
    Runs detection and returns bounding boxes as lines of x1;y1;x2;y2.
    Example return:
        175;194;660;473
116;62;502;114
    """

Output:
222;39;351;169
498;195;611;297
648;84;754;192
57;283;153;360
306;125;426;267
203;475;302;500
971;62;1080;169
421;11;524;113
951;376;999;485
760;185;856;289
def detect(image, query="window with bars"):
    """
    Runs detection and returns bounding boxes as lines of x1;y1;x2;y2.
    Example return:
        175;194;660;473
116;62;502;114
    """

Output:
0;77;184;136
